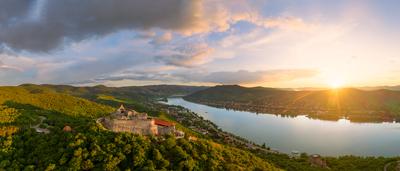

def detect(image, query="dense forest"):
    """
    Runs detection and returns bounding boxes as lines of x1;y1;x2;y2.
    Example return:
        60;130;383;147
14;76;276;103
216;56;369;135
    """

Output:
1;85;399;170
184;85;400;122
21;84;207;101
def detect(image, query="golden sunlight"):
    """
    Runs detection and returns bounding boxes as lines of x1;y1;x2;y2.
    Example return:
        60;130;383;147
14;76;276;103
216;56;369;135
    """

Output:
327;78;345;89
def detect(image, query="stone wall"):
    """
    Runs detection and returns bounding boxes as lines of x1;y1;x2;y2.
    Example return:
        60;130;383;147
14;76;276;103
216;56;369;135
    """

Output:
103;118;158;135
100;116;177;136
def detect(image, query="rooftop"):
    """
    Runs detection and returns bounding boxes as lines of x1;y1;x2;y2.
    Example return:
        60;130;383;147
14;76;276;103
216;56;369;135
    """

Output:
154;119;175;127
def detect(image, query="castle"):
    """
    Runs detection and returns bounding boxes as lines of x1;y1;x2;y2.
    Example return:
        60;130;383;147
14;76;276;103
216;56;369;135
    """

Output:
98;105;184;137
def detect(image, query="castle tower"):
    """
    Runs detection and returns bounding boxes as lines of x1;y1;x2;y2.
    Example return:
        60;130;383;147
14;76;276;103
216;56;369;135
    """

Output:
117;104;126;114
119;104;125;110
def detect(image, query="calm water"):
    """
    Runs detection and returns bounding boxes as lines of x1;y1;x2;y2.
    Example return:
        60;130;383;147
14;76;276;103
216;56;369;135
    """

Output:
166;98;400;157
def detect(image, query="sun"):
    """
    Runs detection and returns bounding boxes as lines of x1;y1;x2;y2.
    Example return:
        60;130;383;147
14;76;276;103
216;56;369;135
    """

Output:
328;78;345;89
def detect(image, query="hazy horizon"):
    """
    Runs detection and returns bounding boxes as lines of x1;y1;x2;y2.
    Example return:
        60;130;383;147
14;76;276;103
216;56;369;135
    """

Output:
4;82;400;91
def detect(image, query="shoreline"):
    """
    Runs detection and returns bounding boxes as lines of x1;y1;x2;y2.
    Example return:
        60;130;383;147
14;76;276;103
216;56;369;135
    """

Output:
165;97;400;157
183;98;399;124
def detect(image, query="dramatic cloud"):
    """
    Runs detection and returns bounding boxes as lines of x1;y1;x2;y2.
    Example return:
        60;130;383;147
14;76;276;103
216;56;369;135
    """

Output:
3;0;392;88
0;0;309;52
0;0;195;51
0;1;33;22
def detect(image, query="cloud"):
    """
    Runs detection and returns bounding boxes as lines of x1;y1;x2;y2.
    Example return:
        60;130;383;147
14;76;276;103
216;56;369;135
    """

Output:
0;0;324;87
0;0;222;52
76;68;318;86
155;43;214;67
150;32;173;45
0;1;33;22
0;0;311;52
95;72;172;82
47;53;150;84
0;60;23;72
179;69;319;84
70;66;178;85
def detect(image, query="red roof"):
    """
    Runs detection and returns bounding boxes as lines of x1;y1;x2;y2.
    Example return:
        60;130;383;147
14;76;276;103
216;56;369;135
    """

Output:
154;119;175;127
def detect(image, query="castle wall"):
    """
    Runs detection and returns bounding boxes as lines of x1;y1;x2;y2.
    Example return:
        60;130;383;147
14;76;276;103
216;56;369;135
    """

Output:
105;119;158;135
100;107;177;136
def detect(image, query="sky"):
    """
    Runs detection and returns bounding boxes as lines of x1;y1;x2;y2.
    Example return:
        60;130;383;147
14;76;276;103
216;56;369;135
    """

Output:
0;0;399;88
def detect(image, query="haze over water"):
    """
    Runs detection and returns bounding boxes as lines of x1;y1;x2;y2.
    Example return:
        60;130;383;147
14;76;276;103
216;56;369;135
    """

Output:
167;98;400;157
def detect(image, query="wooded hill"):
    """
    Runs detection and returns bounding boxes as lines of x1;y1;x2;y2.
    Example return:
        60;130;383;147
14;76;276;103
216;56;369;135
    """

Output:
22;84;207;100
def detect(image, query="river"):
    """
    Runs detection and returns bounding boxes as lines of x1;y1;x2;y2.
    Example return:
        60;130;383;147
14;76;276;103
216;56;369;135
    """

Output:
166;98;400;157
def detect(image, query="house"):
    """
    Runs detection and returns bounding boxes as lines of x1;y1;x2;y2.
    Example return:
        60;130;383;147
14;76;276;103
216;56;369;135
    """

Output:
175;130;185;139
63;125;72;132
309;154;327;168
290;151;301;159
154;118;175;135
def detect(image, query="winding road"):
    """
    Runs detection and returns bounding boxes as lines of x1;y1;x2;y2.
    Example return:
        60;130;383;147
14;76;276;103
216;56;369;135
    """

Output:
384;160;400;171
31;116;50;134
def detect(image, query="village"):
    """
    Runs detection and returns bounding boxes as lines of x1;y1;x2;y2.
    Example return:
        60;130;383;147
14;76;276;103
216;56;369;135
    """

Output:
159;104;273;151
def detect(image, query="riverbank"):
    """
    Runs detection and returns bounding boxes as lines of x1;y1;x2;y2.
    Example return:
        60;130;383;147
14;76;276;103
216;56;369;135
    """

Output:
184;98;399;123
158;98;400;170
183;85;400;123
166;97;400;157
157;101;279;154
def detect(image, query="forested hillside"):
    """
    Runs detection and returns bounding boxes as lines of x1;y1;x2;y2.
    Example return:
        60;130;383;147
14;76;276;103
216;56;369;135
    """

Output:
184;85;400;122
0;86;114;118
0;85;279;170
22;84;207;101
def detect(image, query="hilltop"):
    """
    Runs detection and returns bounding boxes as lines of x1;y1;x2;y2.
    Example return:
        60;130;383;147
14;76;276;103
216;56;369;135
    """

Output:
184;85;400;122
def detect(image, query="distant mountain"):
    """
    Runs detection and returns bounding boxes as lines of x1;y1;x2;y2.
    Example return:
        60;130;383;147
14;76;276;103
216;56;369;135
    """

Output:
358;85;400;91
19;84;207;100
281;85;400;91
184;85;400;122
